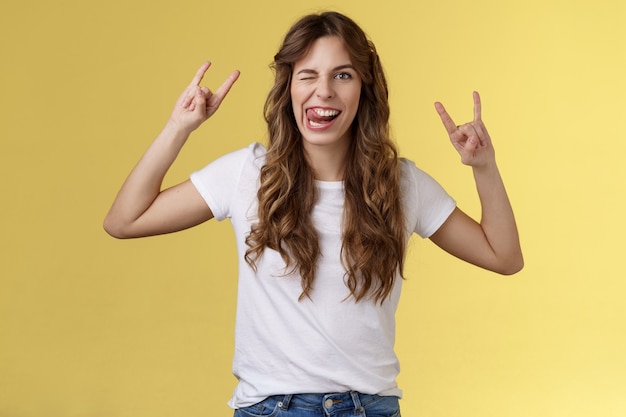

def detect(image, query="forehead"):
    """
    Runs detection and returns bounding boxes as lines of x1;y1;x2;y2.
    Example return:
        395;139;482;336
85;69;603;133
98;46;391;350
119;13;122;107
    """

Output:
293;36;353;69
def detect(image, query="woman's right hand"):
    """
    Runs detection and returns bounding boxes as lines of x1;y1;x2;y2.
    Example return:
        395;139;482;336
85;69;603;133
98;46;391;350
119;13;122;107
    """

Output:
168;61;240;134
103;62;239;239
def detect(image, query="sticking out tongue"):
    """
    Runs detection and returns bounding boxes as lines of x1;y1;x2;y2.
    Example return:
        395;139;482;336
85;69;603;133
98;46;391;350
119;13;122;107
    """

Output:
307;109;337;124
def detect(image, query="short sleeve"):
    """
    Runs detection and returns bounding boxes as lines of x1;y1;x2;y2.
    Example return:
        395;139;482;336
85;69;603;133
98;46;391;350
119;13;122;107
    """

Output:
190;144;259;221
400;159;457;238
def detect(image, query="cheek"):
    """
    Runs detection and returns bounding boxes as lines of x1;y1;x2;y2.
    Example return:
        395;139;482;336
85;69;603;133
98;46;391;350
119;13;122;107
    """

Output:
289;96;299;119
346;88;362;113
290;102;302;124
290;86;302;114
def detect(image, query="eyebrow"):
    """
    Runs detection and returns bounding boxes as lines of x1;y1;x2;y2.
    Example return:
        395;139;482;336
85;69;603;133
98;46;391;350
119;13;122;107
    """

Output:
295;64;356;75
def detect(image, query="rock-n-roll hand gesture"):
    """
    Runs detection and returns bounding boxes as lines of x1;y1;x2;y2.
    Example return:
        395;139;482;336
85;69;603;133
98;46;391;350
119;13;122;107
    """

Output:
429;91;523;275
102;62;239;239
168;61;240;135
434;91;495;168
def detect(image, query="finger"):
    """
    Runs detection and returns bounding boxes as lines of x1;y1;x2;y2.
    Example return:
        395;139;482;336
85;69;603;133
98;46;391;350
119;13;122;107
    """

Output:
457;125;480;162
458;123;479;142
208;70;241;107
194;86;207;111
471;120;489;147
187;88;198;111
473;91;482;122
462;135;480;162
471;91;492;145
190;61;211;86
180;86;196;109
434;101;458;136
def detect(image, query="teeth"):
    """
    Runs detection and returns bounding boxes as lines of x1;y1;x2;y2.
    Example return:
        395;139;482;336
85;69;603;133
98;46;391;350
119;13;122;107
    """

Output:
313;109;339;117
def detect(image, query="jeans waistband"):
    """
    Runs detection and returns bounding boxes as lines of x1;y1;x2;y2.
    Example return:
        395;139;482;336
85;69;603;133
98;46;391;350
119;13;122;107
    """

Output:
277;391;365;413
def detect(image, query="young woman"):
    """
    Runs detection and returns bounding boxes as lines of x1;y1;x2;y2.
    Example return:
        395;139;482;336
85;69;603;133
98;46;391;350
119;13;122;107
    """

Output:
104;11;523;417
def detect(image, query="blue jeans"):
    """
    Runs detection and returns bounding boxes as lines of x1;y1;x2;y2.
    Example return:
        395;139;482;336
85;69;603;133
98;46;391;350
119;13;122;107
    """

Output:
233;391;401;417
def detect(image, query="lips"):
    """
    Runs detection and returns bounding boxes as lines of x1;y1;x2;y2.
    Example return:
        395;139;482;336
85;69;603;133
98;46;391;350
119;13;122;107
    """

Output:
306;107;340;128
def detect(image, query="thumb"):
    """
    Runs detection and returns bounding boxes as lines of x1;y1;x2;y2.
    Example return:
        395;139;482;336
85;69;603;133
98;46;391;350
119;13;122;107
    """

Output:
465;135;480;151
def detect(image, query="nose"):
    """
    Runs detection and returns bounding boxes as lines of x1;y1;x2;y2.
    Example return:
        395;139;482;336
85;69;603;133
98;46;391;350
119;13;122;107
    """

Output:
315;76;334;99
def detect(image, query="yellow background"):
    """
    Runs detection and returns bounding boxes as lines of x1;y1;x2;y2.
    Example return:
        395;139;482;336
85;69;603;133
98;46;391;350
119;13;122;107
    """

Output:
1;0;625;416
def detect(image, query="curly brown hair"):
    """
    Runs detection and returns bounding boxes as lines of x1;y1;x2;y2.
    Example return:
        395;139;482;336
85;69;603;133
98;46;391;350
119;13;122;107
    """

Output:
245;11;405;303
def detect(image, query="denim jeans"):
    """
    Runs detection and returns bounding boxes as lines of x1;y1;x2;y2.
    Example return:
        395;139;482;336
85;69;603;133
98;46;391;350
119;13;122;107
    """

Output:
233;391;401;417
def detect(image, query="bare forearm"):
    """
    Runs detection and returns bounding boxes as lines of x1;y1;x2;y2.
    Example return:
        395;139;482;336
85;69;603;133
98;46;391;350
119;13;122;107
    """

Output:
103;63;238;239
433;92;523;274
103;123;190;233
472;162;523;273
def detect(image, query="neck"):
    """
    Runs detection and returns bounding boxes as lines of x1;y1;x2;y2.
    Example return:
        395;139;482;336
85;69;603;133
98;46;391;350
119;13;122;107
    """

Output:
303;141;349;181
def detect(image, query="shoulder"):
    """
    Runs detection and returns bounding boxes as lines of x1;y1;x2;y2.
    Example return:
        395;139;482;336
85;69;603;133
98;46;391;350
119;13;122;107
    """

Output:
398;157;436;187
221;142;267;166
398;157;453;200
189;142;266;221
248;142;267;160
193;142;266;175
190;142;266;193
398;156;456;237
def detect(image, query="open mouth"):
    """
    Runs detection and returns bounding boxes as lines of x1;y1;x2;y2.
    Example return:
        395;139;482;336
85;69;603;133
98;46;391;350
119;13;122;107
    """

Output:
306;108;340;128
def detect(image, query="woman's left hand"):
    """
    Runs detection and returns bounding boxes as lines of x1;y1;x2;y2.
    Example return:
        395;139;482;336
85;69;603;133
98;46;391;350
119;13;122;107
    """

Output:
435;91;495;168
430;92;523;275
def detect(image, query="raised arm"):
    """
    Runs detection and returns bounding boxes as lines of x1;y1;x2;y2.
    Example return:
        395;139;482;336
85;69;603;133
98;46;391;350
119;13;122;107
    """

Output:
429;92;523;275
103;62;240;239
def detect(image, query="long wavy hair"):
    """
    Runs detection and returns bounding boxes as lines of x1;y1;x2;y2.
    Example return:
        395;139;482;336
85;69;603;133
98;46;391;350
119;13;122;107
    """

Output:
245;11;405;303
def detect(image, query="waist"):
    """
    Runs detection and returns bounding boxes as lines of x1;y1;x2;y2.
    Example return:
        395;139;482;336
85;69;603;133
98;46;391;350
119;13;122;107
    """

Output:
254;391;399;413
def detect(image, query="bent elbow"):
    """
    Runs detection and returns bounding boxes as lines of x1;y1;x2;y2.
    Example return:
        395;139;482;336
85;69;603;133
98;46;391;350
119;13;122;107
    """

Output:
497;255;525;276
103;215;131;239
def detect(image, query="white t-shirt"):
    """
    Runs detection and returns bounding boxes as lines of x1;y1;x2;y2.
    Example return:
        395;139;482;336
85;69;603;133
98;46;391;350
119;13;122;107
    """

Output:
190;143;456;408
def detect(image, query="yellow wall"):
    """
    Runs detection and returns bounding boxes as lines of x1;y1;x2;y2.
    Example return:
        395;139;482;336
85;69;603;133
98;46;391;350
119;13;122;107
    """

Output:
1;0;625;416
